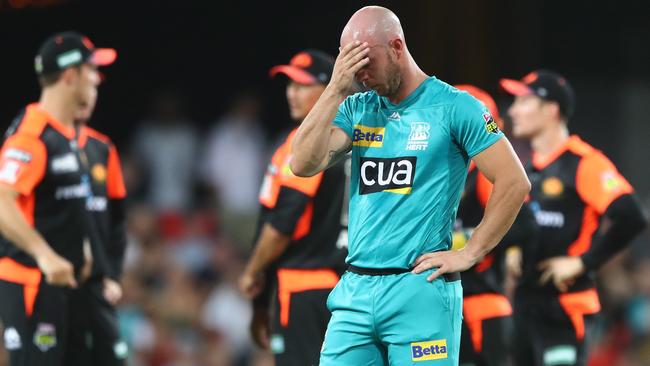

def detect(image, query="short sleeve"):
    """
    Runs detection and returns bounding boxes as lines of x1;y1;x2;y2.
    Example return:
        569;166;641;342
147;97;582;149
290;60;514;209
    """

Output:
332;96;355;138
450;92;504;158
0;134;47;196
278;160;323;198
106;144;127;199
576;152;633;214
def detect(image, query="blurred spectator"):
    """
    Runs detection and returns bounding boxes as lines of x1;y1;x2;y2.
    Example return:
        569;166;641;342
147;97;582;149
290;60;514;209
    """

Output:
202;239;254;365
130;90;200;212
200;92;266;248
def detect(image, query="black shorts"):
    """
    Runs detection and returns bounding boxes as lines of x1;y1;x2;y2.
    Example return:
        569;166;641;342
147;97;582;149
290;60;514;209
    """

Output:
66;279;126;366
270;268;338;366
0;279;69;366
460;315;513;366
513;288;598;366
460;293;513;366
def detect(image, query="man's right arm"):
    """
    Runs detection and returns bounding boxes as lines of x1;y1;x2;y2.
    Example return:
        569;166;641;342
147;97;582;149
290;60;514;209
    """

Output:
0;185;76;287
290;41;369;177
0;135;76;287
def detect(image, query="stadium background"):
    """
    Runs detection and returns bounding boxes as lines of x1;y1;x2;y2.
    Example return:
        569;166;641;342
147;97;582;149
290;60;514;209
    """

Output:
1;0;649;365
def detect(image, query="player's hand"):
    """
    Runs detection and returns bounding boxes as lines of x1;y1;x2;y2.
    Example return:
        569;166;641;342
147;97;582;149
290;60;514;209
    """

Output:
79;238;93;284
412;249;478;282
250;307;271;350
103;277;123;305
505;246;523;278
538;256;584;292
238;270;265;300
329;41;370;96
35;249;77;288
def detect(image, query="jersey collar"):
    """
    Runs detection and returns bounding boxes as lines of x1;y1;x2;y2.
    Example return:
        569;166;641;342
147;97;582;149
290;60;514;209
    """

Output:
532;135;581;170
29;103;76;140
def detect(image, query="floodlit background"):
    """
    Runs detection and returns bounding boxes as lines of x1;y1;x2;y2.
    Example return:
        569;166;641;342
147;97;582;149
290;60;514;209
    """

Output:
1;0;649;365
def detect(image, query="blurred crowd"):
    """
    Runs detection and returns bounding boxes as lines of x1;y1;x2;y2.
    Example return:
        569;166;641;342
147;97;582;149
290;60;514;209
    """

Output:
1;89;649;366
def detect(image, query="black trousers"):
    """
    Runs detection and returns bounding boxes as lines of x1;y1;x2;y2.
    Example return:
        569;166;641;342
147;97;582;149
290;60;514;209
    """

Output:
0;280;69;366
66;279;126;366
460;315;513;366
513;290;595;366
271;288;332;366
0;278;125;366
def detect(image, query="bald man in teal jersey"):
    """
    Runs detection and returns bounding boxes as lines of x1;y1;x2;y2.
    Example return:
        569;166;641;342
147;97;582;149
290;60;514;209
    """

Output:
290;6;530;365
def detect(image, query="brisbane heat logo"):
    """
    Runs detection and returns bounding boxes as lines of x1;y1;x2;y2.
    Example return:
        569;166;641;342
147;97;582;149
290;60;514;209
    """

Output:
359;156;416;195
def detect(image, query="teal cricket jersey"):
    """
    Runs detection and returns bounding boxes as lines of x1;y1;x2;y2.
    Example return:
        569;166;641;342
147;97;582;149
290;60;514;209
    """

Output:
333;76;503;269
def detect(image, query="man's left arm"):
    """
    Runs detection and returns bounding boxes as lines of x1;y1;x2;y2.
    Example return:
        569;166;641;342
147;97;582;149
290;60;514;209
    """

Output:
106;144;128;280
413;94;530;281
539;153;647;291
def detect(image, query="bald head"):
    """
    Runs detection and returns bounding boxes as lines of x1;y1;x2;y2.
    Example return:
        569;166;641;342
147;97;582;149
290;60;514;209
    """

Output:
340;6;404;47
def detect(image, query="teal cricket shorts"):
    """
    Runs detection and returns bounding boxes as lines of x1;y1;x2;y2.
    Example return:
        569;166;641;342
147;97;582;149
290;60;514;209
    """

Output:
319;268;463;365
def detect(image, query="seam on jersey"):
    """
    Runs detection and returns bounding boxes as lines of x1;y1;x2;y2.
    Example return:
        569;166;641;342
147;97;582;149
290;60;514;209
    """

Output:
371;276;381;343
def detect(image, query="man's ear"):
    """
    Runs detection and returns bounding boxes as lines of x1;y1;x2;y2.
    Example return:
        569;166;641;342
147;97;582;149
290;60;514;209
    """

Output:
389;38;404;59
60;67;79;85
543;101;561;121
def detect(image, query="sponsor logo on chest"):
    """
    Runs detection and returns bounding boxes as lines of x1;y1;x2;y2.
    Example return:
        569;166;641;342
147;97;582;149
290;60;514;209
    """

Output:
359;156;416;195
51;153;79;174
353;125;385;148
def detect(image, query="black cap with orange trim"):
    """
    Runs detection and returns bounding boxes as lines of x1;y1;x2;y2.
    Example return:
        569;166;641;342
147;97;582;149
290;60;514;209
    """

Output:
269;50;334;85
35;31;117;76
500;70;575;118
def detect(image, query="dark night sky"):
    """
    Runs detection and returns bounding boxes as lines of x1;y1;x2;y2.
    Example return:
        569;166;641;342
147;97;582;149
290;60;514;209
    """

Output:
1;0;649;155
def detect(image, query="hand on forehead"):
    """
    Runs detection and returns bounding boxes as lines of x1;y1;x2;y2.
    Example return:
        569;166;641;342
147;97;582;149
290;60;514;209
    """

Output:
340;6;404;48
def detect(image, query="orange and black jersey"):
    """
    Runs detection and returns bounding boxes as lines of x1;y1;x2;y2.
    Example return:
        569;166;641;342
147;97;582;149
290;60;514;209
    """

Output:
0;104;92;271
524;135;643;293
455;163;538;296
77;126;127;280
256;129;348;272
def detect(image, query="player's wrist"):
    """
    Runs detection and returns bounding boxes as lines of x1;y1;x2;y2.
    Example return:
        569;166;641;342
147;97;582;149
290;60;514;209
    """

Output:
324;83;350;101
460;243;483;266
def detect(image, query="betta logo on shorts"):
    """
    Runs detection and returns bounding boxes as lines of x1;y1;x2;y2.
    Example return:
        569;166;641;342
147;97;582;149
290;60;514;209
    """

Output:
411;339;448;361
353;125;385;148
359;156;416;195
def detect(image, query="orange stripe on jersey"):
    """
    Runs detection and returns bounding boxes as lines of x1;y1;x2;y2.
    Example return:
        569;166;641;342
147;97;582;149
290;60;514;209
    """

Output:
576;151;633;215
20;104;75;140
260;133;292;208
80;126;111;146
567;206;599;256
277;268;339;327
279;131;323;197
16;194;36;227
462;294;512;352
16;104;48;137
475;254;494;273
558;288;601;340
0;257;42;316
259;129;323;207
107;144;127;199
292;202;314;241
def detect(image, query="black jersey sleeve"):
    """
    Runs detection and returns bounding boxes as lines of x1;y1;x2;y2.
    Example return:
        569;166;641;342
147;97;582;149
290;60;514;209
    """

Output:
267;187;311;237
580;194;647;271
107;197;128;280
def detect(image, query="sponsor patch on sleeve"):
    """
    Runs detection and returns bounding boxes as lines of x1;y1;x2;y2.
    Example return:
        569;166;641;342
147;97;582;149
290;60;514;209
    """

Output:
3;148;32;163
483;113;500;134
